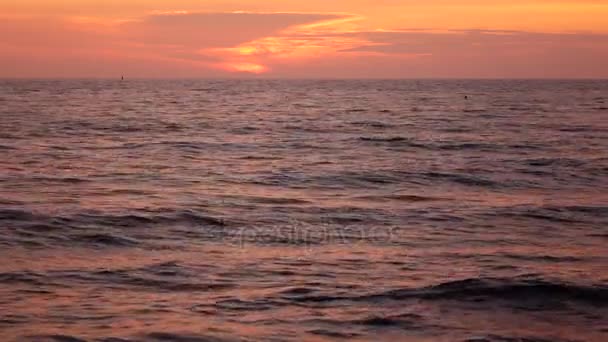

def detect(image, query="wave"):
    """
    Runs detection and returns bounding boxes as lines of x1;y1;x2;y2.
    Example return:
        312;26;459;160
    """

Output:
28;176;90;184
286;277;608;307
0;209;41;221
305;313;426;331
22;335;87;342
68;233;139;247
525;158;586;167
498;253;587;263
309;329;361;338
143;332;236;342
358;136;424;146
351;120;393;128
0;262;234;293
461;334;576;342
244;196;311;205
484;205;608;225
0;271;47;286
422;172;500;187
559;126;595;133
1;209;226;227
415;278;607;303
26;333;235;342
1;208;228;248
353;194;444;202
0;198;24;205
358;136;541;152
248;169;529;190
436;142;497;151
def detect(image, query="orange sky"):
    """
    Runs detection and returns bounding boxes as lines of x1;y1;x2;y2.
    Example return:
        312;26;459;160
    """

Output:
1;1;608;78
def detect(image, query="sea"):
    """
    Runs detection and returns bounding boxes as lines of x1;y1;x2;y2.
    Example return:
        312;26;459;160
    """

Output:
0;79;607;342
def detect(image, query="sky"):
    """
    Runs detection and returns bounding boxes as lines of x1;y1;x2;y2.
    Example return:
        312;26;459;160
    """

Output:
1;1;608;78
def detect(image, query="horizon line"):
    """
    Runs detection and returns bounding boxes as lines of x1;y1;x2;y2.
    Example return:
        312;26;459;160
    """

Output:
2;77;608;81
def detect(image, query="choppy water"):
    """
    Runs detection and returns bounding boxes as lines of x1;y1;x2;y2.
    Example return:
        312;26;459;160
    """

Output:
1;79;607;342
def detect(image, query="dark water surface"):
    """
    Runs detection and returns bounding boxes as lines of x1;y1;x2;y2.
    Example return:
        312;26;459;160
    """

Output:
1;79;607;341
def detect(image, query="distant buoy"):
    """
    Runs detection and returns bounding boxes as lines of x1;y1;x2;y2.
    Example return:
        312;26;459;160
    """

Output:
464;95;468;100
121;75;124;81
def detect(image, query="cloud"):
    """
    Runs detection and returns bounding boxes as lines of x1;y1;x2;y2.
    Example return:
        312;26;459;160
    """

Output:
203;19;608;77
339;29;608;56
0;11;352;76
1;10;607;78
118;11;357;73
0;16;114;49
121;12;347;48
297;29;608;78
203;13;364;72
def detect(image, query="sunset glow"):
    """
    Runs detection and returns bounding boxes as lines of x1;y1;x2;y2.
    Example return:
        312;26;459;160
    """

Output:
221;62;269;74
1;1;607;77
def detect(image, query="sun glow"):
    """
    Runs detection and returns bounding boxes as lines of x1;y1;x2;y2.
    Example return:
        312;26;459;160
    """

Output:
221;62;268;74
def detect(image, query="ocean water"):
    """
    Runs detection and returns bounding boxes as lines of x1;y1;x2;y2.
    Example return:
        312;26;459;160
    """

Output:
0;79;607;342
